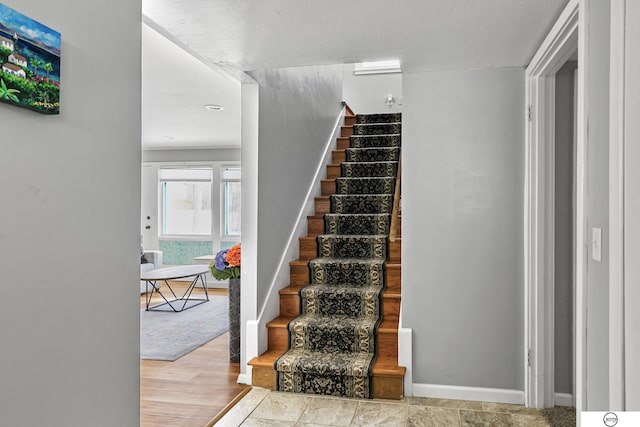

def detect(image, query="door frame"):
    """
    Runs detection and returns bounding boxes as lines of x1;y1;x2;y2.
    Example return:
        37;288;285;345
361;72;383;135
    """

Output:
523;0;581;409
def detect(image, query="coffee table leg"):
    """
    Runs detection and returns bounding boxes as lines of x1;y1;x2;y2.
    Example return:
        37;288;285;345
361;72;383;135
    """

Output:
146;280;180;312
145;273;209;312
200;273;209;301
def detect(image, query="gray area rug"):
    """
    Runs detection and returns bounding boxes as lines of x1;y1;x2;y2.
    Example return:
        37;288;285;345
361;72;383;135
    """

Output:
140;296;228;361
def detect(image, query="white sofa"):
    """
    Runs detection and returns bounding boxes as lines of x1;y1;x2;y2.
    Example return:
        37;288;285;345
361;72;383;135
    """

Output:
140;250;163;293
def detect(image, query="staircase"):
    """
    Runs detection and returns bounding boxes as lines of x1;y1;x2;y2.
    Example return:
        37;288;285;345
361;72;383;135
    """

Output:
248;108;405;399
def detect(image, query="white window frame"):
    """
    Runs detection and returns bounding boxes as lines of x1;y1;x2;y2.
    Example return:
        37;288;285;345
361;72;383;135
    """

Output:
158;165;214;241
220;165;242;241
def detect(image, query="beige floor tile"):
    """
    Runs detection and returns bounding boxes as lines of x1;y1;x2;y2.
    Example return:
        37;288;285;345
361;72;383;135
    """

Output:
481;402;540;415
512;414;549;426
459;410;513;426
249;392;312;423
296;424;343;427
215;388;271;427
240;418;296;427
407;405;461;427
407;397;484;411
297;397;358;426
351;401;408;427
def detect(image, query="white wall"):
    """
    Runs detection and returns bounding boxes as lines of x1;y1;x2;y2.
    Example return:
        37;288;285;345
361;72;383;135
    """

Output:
248;65;343;312
342;64;402;114
142;147;241;163
403;68;525;392
0;0;141;425
582;0;611;410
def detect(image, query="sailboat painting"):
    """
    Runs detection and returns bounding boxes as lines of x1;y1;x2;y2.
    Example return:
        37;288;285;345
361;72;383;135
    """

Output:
0;3;61;114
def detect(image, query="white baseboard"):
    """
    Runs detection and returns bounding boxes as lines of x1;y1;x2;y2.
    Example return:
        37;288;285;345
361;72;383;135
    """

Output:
412;383;524;405
398;328;413;397
237;373;250;385
555;392;573;406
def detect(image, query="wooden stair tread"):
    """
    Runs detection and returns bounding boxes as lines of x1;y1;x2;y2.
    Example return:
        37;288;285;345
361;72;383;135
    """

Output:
280;285;400;298
249;359;405;378
266;315;293;328
249;351;405;377
300;235;401;241
267;315;398;331
290;259;400;267
248;350;282;367
372;361;406;376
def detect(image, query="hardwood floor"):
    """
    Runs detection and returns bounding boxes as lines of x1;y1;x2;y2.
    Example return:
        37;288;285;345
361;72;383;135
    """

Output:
140;283;249;427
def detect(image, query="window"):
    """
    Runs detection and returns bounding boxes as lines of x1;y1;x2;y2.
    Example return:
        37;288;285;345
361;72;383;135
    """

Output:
222;167;241;237
160;168;212;236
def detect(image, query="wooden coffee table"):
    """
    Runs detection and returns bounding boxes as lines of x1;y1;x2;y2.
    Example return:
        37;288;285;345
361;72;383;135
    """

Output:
141;265;210;312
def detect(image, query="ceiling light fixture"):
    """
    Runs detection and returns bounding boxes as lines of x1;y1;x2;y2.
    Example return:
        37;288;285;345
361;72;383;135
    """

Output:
204;104;224;111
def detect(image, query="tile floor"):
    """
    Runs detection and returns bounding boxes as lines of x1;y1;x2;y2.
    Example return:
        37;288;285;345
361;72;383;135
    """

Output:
214;388;551;426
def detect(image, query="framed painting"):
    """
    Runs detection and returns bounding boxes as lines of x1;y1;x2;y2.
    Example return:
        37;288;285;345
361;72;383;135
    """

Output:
0;3;60;114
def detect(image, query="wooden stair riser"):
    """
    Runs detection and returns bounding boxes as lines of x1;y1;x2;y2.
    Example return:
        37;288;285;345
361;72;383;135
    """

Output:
266;319;399;358
299;236;319;259
298;236;401;261
337;138;350;150
321;179;335;196
307;216;325;236
385;265;402;292
371;376;403;400
251;366;277;390
341;126;354;137
332;150;346;164
389;239;401;262
344;116;357;126
249;365;404;400
314;197;331;215
327;164;340;179
279;289;400;321
289;262;401;290
376;330;399;363
267;325;288;352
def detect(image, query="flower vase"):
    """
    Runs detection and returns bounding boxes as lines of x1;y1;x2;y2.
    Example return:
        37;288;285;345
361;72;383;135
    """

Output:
228;277;241;362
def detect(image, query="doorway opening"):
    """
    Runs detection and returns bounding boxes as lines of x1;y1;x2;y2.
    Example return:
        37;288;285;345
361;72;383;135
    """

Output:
552;58;578;408
523;0;583;410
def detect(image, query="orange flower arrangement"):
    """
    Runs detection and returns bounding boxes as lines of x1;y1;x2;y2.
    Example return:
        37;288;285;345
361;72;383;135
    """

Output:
210;243;241;280
226;244;241;267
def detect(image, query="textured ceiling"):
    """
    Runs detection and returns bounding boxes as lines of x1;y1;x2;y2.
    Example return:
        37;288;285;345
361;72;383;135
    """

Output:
141;0;569;148
143;0;569;73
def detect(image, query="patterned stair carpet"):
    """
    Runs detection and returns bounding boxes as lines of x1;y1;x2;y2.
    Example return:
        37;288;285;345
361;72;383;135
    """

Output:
275;112;401;398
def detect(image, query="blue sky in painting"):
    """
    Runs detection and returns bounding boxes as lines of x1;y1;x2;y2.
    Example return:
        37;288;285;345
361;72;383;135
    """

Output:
0;3;60;50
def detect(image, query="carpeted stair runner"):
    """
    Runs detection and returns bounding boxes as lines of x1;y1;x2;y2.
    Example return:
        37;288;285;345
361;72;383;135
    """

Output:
275;112;401;398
